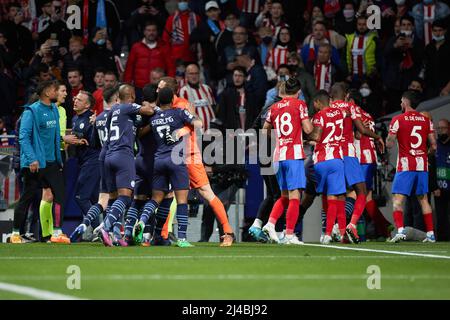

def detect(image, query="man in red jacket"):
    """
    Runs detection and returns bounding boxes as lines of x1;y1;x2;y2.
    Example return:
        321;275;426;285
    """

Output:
124;21;175;102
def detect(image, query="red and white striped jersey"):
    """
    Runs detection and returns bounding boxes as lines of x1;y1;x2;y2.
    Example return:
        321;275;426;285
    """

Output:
355;107;376;164
266;97;309;161
312;107;344;164
242;0;261;13
265;45;289;71
350;34;369;76
179;83;216;130
262;18;289;39
389;111;434;172
330;100;361;157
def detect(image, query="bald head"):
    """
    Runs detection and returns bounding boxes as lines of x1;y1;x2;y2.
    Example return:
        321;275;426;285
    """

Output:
330;83;346;101
119;84;136;103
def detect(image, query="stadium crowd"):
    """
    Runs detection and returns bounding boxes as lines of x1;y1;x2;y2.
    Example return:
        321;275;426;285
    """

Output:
1;0;449;245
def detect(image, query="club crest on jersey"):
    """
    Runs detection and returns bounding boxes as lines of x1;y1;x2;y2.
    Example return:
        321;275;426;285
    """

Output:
79;123;85;129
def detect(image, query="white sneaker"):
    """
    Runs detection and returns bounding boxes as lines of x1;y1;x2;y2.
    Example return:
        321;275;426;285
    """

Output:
321;235;332;245
262;223;280;243
283;234;304;245
390;232;406;243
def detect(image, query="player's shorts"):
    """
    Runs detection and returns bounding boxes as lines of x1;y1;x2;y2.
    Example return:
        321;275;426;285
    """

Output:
187;159;210;189
314;159;346;196
304;155;317;196
392;171;429;196
361;163;376;190
274;159;306;191
99;160;108;193
134;155;154;196
104;153;136;192
343;156;365;187
153;158;189;191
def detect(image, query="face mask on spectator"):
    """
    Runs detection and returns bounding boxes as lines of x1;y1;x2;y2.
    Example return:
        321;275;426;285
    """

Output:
395;0;406;5
278;75;289;82
97;39;106;46
432;34;445;42
262;36;273;45
178;2;189;11
343;9;354;19
401;30;413;37
360;87;371;97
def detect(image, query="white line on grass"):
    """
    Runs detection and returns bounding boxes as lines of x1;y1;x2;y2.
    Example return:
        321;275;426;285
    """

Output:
302;243;450;260
0;282;83;300
0;255;429;260
1;274;450;281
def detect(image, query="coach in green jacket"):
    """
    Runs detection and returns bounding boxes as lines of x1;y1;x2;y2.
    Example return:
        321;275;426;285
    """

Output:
11;80;67;244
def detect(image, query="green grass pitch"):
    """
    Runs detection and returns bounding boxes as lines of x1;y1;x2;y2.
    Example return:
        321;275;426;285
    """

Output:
1;242;450;300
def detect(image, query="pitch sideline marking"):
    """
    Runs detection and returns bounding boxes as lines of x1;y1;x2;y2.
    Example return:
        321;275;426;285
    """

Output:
1;274;450;281
0;282;84;300
302;243;450;260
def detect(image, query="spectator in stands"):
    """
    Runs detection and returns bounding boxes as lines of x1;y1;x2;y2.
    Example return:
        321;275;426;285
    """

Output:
221;26;261;79
37;0;71;49
150;67;166;85
103;70;118;90
92;68;106;115
287;52;316;110
411;0;450;46
83;28;118;90
217;62;266;131
124;0;169;47
0;55;16;117
190;1;224;84
163;0;201;65
264;26;297;73
407;77;426;103
306;43;343;93
11;80;67;244
358;80;381;119
0;2;33;63
334;0;357;36
124;21;174;101
215;11;240;58
24;63;53;104
301;20;344;67
345;15;380;86
255;0;288;40
383;15;424;114
66;68;84;122
263;64;304;111
434;118;450;240
81;0;122;53
179;62;216;130
0;29;14;69
423;20;450;98
62;36;87;81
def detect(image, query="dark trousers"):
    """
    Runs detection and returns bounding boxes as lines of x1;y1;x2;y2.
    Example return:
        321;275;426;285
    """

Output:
256;174;281;224
75;160;100;219
435;192;450;241
200;183;238;242
13;163;65;230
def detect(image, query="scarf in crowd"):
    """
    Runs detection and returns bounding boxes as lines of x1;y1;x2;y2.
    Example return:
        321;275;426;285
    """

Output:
241;0;260;14
314;61;332;92
351;34;368;77
308;36;330;62
424;4;436;46
266;45;289;70
324;0;340;18
1;127;9;146
207;19;225;36
82;0;89;45
172;10;197;45
263;18;288;39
